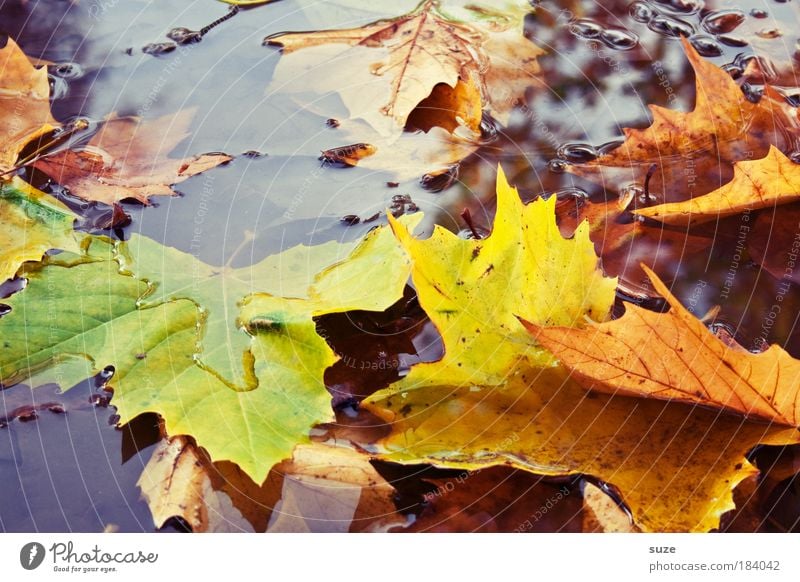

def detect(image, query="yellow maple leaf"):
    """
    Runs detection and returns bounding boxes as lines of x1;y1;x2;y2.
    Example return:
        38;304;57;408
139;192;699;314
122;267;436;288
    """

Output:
636;146;800;225
383;165;616;390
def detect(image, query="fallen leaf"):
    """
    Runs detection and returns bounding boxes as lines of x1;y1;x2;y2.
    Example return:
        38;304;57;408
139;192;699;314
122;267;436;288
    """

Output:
381;165;616;391
32;111;231;205
0;38;58;174
266;0;542;137
362;365;799;532
636;146;800;225
582;482;639;533
524;265;800;427
0;177;79;283
267;444;409;533
0;216;421;482
570;37;794;203
138;436;255;532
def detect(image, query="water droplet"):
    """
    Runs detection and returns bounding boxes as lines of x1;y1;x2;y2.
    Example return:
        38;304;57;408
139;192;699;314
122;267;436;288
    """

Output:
569;18;603;39
457;227;490;240
751;8;768;18
741;83;763;103
547;159;569;173
99;365;115;380
756;27;782;39
49;76;69;100
17;408;37;423
557;143;599;163
629;2;654;23
648;14;695;38
47;404;66;414
51;62;83;79
600;28;639;50
789;152;800;164
718;34;749;47
690;35;723;57
340;214;360;226
653;0;703;14
597;140;625;155
722;63;744;79
702;9;746;35
0;304;10;317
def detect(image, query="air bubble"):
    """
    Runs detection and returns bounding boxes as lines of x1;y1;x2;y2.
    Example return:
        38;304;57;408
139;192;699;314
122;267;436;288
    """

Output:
629;2;654;22
690;35;723;57
701;9;746;35
557;143;599;163
648;14;695;38
600;28;639;50
569;19;603;39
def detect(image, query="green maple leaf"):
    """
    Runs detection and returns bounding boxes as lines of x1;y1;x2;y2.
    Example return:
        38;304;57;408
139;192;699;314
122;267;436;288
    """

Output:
0;215;421;481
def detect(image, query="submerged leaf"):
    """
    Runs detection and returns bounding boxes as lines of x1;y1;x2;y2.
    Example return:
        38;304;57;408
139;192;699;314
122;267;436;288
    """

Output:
267;0;542;136
32;111;231;205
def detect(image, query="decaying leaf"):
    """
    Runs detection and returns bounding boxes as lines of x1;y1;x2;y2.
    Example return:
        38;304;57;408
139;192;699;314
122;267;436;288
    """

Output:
524;265;800;427
267;444;410;533
0;216;421;482
0;38;59;174
381;166;616;391
138;436;255;532
636;146;800;225
267;0;542;137
0;178;79;283
32;111;231;205
363;365;800;532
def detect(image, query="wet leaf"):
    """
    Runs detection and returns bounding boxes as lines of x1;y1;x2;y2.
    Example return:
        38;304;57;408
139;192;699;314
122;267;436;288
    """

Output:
0;177;79;283
0;216;421;481
0;38;58;174
381;166;616;391
636;146;800;225
267;444;410;533
571;37;793;201
267;0;542;137
32;111;232;205
363;365;800;532
524;265;800;427
138;436;255;532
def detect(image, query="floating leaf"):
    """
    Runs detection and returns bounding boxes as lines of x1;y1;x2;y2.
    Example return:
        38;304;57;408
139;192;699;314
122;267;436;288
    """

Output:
0;38;58;174
0;178;79;283
381;166;616;391
32;111;231;205
524;265;800;427
636;146;800;225
0;215;421;481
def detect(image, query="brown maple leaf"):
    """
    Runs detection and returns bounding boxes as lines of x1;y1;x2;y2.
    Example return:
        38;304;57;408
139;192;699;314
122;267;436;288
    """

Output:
32;110;231;205
0;38;59;173
523;265;800;427
266;0;543;137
